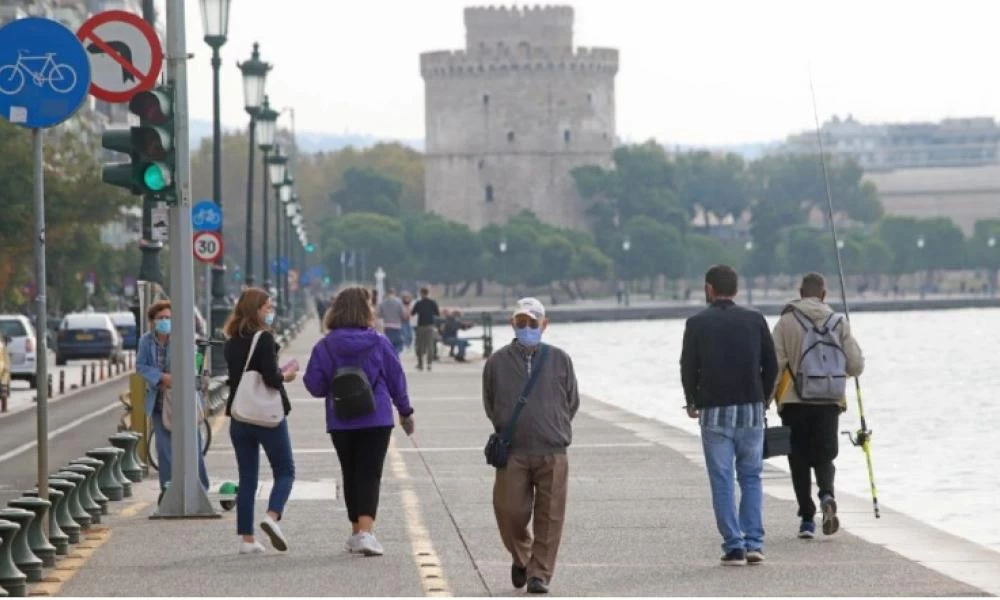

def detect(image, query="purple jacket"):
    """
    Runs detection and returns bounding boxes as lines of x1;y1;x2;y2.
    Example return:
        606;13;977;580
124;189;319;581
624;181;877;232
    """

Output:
303;327;413;431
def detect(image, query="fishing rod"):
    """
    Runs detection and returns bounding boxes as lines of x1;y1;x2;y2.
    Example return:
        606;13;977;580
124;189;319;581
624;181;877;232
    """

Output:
808;72;881;519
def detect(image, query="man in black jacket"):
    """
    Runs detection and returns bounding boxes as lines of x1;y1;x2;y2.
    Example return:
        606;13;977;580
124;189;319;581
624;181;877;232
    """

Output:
680;264;778;566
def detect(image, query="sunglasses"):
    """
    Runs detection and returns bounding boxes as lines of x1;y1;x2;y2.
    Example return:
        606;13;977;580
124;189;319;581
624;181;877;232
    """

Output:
513;317;541;329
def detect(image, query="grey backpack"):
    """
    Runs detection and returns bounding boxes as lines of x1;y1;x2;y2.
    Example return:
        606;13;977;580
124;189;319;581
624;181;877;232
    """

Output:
791;309;848;401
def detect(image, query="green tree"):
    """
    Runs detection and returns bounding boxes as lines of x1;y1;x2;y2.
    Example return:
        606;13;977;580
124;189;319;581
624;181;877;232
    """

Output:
330;167;403;217
404;212;483;286
675;151;750;230
324;212;406;280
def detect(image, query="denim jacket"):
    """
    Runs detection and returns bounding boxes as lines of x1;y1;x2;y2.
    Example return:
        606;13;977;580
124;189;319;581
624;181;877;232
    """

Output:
135;332;202;416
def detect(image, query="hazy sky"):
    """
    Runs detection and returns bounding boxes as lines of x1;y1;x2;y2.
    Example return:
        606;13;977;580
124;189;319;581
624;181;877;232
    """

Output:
178;0;1000;146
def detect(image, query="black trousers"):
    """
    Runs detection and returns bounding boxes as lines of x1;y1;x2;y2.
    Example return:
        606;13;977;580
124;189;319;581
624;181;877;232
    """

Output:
779;403;841;520
330;427;393;523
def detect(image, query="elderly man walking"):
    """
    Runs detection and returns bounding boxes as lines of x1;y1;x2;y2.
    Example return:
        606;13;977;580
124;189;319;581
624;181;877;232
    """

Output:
483;298;579;594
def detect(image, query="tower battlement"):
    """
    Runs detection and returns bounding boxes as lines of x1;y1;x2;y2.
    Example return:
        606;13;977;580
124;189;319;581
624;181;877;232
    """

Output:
464;5;575;50
420;46;618;78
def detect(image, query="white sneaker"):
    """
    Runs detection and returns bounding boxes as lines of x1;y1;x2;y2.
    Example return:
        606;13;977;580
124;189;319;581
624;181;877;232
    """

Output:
260;515;288;552
239;540;266;554
345;533;362;553
355;531;384;556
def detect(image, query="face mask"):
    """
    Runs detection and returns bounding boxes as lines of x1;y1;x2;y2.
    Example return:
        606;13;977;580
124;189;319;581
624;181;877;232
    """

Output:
514;326;542;346
155;318;171;335
264;311;275;326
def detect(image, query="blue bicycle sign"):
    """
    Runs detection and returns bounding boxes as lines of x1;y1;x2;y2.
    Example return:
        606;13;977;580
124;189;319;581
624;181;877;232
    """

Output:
0;50;78;95
191;200;222;233
0;17;91;129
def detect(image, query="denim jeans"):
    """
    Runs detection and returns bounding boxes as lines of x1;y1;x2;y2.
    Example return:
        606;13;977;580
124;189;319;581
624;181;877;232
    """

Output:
384;328;404;354
443;337;470;360
151;411;210;491
230;418;296;535
401;322;413;349
701;424;765;553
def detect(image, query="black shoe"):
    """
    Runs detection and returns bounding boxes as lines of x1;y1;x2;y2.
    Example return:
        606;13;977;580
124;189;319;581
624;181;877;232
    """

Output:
511;563;527;589
821;495;840;535
527;577;549;594
720;548;747;566
417;362;424;371
746;548;765;565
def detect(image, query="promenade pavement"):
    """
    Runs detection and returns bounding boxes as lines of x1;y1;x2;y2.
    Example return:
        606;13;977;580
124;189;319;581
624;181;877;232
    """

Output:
54;321;999;597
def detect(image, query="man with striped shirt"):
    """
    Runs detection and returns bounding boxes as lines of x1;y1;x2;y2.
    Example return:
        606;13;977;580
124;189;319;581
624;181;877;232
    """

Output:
680;264;778;566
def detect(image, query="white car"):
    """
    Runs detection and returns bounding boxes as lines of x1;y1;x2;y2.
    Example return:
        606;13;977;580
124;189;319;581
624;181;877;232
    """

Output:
0;314;38;389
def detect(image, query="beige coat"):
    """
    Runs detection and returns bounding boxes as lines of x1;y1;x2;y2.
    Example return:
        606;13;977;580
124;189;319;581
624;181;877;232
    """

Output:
772;297;865;411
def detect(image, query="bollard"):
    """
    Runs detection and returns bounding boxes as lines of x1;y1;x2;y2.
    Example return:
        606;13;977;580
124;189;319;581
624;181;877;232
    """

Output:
22;489;68;556
106;448;130;498
46;480;80;545
58;370;65;395
46;374;52;399
90;363;95;384
0;510;41;584
59;465;101;524
0;519;27;597
50;472;91;531
109;434;143;483
68;458;109;515
80;367;86;388
84;449;123;501
7;499;55;568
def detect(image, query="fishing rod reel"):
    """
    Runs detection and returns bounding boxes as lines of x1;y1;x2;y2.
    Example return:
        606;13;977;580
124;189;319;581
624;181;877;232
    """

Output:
842;428;872;447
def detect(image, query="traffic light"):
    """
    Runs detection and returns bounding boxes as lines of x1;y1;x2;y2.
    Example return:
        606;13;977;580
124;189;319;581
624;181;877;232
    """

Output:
305;243;315;253
100;85;176;202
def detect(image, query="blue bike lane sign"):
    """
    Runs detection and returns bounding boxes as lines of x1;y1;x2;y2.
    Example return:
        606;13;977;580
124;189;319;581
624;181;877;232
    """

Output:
192;200;222;233
0;17;91;129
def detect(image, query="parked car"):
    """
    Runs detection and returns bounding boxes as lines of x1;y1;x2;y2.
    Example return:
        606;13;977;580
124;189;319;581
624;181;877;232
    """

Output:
0;314;38;389
0;334;11;401
109;311;138;351
55;313;124;366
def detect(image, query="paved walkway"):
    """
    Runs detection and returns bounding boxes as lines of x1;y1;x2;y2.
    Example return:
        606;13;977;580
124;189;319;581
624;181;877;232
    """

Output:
54;322;999;597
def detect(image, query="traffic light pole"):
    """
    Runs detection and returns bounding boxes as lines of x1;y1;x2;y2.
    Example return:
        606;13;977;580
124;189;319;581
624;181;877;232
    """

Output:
155;0;216;518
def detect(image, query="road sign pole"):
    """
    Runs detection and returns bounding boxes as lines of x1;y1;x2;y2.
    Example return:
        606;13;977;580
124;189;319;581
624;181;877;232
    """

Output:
154;0;215;519
33;128;49;512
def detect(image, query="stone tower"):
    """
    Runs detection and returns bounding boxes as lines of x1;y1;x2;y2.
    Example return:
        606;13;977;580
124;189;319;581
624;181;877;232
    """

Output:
420;5;619;231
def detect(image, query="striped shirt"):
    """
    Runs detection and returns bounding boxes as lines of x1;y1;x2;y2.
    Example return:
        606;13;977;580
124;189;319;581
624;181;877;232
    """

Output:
699;401;765;429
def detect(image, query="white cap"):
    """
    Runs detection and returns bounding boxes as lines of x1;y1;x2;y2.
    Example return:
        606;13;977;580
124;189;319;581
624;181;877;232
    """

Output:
512;297;545;320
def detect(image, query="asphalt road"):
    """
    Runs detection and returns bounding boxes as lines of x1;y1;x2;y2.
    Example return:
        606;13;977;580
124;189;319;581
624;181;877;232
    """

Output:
0;375;130;507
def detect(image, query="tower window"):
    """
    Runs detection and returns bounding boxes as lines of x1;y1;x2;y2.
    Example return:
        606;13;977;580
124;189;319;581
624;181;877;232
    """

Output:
564;129;571;143
483;93;490;106
587;92;593;103
485;185;494;203
507;131;515;143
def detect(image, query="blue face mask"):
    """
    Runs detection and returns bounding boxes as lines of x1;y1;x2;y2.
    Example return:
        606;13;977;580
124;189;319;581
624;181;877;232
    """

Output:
154;318;171;335
514;326;542;346
264;311;275;326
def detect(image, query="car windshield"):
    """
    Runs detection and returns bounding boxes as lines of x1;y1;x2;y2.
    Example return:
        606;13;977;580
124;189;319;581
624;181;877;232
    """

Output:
0;318;28;338
63;315;110;330
109;312;136;327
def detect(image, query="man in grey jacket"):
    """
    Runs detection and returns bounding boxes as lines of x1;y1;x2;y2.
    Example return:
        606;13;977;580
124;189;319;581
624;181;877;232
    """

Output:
483;298;579;594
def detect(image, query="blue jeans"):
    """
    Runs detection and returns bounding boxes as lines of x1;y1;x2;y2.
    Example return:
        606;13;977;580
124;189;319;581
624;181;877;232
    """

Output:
701;424;765;553
401;322;413;349
151;411;210;491
443;337;469;360
384;328;404;354
230;418;296;536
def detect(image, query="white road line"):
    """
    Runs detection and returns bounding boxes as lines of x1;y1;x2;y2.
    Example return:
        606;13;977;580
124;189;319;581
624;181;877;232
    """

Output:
0;402;119;464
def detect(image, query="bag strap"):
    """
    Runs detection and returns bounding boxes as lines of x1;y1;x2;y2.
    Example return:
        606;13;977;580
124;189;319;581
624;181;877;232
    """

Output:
500;344;551;444
241;330;264;375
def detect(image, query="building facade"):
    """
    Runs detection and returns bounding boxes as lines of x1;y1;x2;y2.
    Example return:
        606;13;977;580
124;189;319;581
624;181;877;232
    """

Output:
779;114;1000;171
421;5;618;231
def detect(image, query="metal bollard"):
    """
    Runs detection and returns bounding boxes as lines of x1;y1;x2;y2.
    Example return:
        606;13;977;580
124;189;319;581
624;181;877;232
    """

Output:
7;498;56;568
47;374;52;398
59;370;65;395
100;361;105;382
0;508;42;583
90;363;95;384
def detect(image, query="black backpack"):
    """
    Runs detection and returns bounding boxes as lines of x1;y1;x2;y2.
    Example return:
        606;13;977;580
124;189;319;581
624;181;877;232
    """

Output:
329;345;377;420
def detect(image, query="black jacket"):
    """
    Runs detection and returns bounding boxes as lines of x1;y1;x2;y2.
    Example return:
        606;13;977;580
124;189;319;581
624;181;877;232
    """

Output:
224;330;291;416
680;299;778;409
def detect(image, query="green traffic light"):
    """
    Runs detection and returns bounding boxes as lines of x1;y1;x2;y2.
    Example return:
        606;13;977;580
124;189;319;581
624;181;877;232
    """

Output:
306;243;315;253
142;163;171;192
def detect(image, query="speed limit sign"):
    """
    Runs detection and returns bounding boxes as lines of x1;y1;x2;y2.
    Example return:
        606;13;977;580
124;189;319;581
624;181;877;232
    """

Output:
193;230;223;263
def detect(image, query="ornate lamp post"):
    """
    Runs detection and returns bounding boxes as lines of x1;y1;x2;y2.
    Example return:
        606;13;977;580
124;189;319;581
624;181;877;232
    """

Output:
237;43;269;286
266;145;288;303
622;235;631;307
256;96;279;290
744;240;754;305
499;237;507;309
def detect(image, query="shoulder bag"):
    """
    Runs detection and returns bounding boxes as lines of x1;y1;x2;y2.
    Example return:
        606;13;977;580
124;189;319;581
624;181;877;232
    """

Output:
484;344;550;469
230;331;284;428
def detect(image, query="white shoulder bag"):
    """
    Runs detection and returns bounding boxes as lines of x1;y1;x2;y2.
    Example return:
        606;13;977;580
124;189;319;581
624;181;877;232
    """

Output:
230;330;284;428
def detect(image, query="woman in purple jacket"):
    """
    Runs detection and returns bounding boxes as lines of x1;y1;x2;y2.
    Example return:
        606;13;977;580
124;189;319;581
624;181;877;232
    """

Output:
303;287;415;556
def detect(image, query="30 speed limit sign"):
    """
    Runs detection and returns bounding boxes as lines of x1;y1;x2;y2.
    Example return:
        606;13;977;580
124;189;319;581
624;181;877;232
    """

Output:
192;230;223;263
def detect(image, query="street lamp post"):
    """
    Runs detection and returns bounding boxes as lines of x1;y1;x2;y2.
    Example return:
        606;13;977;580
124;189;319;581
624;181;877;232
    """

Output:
282;192;297;318
256;96;279;291
266;145;288;302
622;236;631;307
237;43;270;286
988;236;996;297
200;0;232;376
916;236;926;299
499;237;507;309
745;240;754;305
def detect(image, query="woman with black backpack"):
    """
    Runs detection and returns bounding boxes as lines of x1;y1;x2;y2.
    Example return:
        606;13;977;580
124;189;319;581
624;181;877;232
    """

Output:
303;286;414;556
